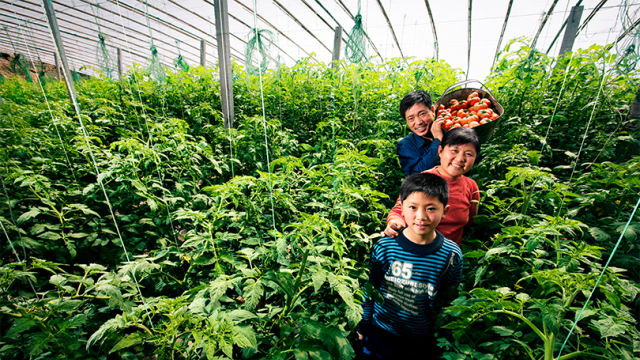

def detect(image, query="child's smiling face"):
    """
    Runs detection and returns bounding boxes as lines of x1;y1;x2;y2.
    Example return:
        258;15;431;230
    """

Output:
437;143;477;179
401;192;449;244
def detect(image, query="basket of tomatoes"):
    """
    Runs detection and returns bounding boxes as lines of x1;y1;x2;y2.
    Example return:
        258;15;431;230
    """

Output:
434;79;504;144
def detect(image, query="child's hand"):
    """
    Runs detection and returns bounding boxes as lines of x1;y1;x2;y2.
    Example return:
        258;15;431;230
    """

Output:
383;219;405;238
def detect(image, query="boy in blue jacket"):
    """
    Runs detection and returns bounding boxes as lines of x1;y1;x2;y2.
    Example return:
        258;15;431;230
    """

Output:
358;173;463;359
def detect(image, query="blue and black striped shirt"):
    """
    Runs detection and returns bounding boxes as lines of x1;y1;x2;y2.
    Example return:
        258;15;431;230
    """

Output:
361;229;463;340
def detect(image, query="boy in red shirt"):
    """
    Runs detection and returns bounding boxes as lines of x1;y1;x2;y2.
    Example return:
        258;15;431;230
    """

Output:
384;128;480;246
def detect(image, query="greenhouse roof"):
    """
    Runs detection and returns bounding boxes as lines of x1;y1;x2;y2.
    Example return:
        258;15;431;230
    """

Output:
1;0;638;80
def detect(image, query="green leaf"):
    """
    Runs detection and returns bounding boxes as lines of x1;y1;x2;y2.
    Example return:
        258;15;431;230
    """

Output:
49;274;65;286
484;246;510;260
228;310;258;323
589;227;610;241
97;284;129;311
463;249;486;258
308;350;332;360
232;325;257;349
575;309;597;321
67;204;100;217
17;208;41;225
204;338;217;360
130;179;146;192
242;278;264;310
603;291;621;309
491;326;514;336
6;318;36;338
311;267;327;293
219;335;233;358
294;349;309;360
40;231;61;240
515;293;530;303
109;332;145;353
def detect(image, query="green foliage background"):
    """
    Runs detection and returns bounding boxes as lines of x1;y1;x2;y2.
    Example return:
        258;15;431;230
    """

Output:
0;42;639;360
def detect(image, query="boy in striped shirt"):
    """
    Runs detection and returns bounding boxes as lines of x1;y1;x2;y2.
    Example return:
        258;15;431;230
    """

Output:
358;173;463;359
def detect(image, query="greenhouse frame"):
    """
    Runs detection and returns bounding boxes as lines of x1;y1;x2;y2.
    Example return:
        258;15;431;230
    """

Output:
0;0;639;359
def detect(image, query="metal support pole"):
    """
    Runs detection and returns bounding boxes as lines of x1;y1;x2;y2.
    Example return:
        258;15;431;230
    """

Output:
331;25;342;69
546;0;583;54
41;0;76;106
53;51;60;80
214;0;234;128
200;38;206;67
559;5;584;56
117;47;122;80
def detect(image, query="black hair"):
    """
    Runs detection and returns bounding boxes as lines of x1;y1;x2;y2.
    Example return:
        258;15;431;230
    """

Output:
400;173;449;207
399;90;433;120
442;127;481;154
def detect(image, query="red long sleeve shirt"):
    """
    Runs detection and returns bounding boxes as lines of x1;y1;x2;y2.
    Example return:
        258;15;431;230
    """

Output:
387;167;480;246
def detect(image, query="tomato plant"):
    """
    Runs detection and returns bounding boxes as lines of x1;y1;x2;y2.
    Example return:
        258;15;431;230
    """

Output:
0;42;638;360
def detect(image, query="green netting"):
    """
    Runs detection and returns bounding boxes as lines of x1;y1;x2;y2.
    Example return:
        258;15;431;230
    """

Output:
72;69;83;83
2;27;33;82
615;0;640;73
245;28;274;75
10;53;33;83
174;41;189;72
37;61;53;85
148;45;166;82
96;33;116;79
345;14;367;64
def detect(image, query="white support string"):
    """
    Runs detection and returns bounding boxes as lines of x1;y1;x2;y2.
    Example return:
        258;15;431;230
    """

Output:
252;0;278;242
110;0;180;246
11;13;77;183
540;50;578;153
40;0;155;328
0;175;40;300
555;11;619;216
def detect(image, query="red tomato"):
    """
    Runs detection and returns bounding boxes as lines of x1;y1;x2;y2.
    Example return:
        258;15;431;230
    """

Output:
479;119;489;125
457;109;469;118
490;113;499;120
476;102;488;110
480;98;491;107
467;97;481;106
469;121;480;128
467;115;480;124
443;120;453;130
451;123;462;129
478;110;492;119
467;92;479;100
458;100;468;109
447;100;459;109
462;124;470;128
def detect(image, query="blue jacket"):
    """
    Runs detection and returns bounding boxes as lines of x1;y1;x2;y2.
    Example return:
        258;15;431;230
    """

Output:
397;132;440;175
